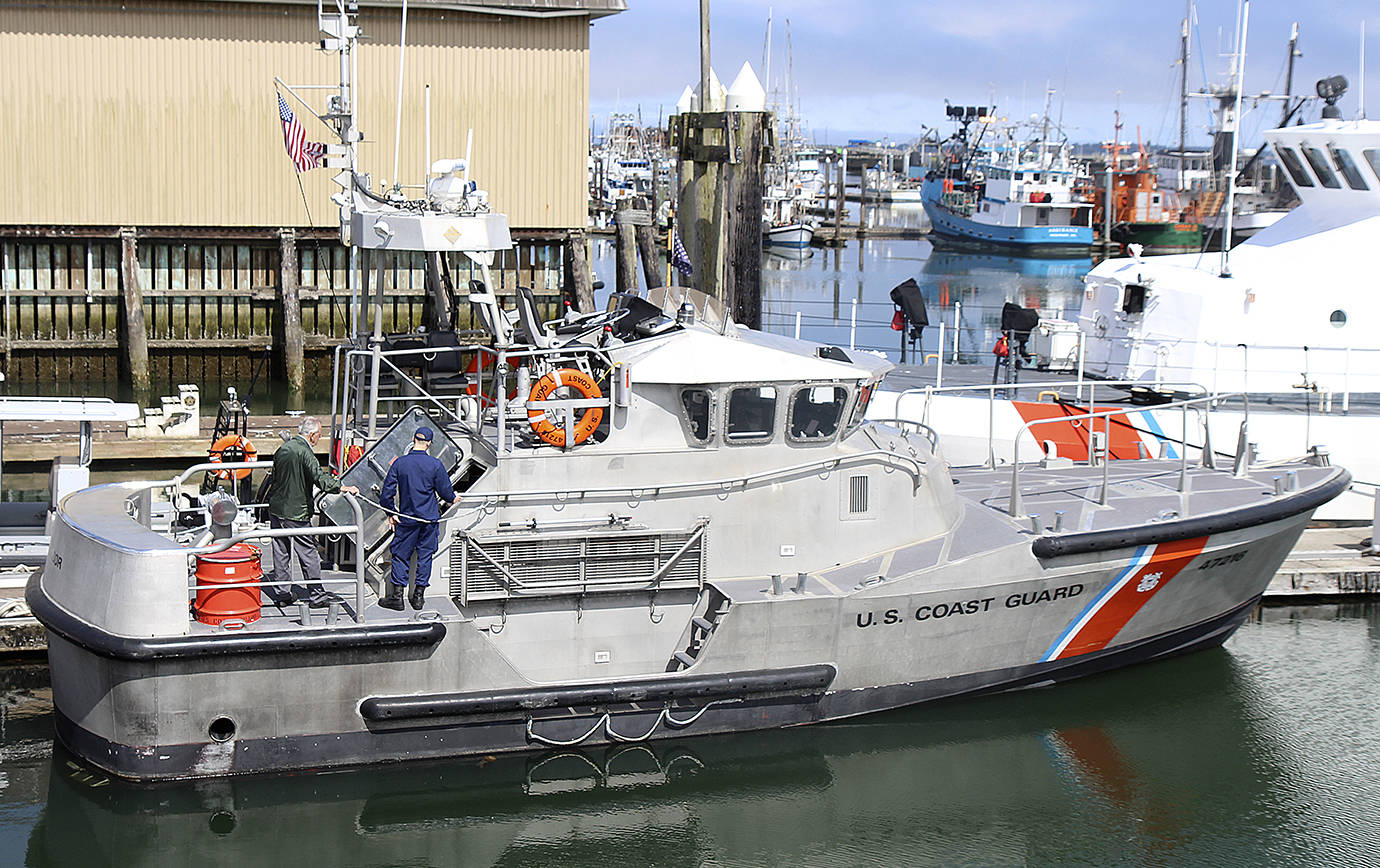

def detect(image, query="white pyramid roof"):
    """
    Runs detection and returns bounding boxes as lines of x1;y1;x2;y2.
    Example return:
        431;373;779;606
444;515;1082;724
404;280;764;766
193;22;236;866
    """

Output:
725;62;766;112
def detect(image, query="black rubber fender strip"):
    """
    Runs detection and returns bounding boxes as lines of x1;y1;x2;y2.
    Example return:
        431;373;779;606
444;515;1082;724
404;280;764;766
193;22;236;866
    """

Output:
26;572;445;662
1032;467;1352;559
360;663;838;722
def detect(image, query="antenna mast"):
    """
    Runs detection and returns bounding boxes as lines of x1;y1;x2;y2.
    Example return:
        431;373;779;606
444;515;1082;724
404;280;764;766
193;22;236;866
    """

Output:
1220;0;1249;278
1281;22;1299;126
1179;5;1190;190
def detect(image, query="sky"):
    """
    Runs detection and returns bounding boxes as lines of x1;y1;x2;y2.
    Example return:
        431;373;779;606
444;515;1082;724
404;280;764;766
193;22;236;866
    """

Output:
589;1;1379;149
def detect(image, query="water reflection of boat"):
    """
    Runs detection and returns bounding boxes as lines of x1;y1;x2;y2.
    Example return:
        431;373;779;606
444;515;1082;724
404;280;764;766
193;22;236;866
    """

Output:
28;646;1301;867
923;249;1093;280
764;246;816;268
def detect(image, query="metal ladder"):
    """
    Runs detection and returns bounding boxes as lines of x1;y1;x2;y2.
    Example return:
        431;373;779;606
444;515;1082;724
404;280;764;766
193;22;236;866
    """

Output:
666;587;732;672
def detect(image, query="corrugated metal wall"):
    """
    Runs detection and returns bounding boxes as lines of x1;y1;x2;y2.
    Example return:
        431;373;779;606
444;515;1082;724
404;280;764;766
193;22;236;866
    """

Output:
0;1;589;229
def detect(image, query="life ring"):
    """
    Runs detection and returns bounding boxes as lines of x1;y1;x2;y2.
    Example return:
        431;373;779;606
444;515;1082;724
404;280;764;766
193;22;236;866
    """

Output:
208;435;257;480
527;368;604;448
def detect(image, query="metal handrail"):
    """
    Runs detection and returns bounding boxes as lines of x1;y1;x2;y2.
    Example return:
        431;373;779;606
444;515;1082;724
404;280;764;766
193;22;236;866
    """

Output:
183;494;369;623
132;468;372;624
868;418;939;452
1006;392;1245;517
458;449;926;506
889;379;1217;471
459;519;710;599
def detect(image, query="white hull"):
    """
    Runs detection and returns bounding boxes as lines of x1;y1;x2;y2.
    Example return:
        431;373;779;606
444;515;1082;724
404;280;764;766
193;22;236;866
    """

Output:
764;223;814;248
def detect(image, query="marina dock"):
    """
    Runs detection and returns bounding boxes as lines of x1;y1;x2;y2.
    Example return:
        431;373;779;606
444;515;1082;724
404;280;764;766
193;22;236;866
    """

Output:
0;415;326;464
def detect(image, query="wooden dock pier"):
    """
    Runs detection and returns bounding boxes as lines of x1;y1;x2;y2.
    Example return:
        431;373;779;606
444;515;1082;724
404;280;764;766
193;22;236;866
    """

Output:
0;228;582;394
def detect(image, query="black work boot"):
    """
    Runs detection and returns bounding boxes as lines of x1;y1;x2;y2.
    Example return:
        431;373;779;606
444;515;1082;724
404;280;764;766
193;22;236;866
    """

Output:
409;585;426;611
380;583;406;611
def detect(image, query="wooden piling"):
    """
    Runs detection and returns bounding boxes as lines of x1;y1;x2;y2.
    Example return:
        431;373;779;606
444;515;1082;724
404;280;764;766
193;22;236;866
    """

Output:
118;228;150;394
725;112;767;328
614;199;640;293
834;155;846;233
670;110;773;328
277;229;304;395
635;217;664;290
563;229;595;312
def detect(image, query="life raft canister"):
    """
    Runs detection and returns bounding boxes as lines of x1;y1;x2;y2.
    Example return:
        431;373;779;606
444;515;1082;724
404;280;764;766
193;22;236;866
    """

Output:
192;543;263;626
208;435;257;480
527;368;604;448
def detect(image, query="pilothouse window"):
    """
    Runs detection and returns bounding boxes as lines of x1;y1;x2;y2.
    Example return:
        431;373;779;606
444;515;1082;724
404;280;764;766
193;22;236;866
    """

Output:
1365;150;1380;183
1276;147;1314;187
789;385;848;442
726;386;777;443
1302;147;1341;189
680;388;713;443
1329;146;1369;190
848;383;874;428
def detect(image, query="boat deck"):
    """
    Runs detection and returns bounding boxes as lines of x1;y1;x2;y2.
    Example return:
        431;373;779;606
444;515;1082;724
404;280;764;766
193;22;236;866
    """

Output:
882;362;1380;416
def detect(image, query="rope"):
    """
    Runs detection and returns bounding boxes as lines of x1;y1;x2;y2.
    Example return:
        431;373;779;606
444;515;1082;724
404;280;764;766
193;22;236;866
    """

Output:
604;710;666;743
524;700;723;748
0;599;31;619
526;713;608;747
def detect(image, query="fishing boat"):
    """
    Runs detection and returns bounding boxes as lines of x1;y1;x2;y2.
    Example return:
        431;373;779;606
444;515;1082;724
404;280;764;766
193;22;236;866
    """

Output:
27;6;1349;781
1093;116;1202;254
762;191;815;248
922;104;1094;254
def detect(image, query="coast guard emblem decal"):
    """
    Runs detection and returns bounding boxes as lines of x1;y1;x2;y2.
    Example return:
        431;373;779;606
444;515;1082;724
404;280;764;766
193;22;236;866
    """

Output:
1041;537;1208;661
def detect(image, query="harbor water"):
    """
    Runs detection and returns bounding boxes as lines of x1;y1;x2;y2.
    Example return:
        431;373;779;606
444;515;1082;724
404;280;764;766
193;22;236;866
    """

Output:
2;604;1380;865
593;228;1092;364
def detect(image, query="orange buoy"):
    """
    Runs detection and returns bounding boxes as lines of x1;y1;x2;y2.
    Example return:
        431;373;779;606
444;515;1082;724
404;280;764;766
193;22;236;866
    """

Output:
208;435;257;480
193;543;263;626
527;368;604;448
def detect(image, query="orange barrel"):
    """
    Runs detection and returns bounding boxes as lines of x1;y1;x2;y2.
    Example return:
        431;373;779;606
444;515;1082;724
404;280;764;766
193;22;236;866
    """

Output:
193;543;263;626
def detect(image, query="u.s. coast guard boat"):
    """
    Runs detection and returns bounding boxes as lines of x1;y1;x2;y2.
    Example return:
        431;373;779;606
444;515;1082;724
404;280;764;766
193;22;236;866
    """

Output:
26;6;1349;781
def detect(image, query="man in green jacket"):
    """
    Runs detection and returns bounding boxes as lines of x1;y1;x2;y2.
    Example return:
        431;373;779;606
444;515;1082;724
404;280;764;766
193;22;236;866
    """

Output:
267;416;358;607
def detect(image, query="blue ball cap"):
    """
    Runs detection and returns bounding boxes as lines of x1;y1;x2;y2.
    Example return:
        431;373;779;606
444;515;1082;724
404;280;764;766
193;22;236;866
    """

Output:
415;426;434;442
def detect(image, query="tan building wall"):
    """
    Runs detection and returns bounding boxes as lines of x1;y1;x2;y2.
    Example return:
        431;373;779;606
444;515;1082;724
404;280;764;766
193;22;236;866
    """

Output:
0;1;591;230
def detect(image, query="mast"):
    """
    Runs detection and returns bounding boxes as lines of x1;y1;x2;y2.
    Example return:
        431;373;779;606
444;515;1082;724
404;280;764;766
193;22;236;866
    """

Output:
1221;0;1249;278
1179;5;1190;190
1281;22;1299;127
762;7;772;101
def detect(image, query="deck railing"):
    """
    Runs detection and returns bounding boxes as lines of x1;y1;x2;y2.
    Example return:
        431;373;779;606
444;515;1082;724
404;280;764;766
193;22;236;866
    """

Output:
133;464;372;625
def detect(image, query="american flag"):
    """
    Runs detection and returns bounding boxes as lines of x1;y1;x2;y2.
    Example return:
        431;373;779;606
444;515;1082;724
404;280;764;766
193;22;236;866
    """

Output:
277;94;325;172
671;229;694;279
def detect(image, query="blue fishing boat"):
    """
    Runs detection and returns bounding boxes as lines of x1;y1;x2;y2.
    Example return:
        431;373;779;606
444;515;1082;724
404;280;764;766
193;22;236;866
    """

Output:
923;105;1094;255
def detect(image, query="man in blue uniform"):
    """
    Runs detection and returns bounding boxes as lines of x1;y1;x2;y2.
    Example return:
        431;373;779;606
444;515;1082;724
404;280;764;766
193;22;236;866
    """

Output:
379;426;456;611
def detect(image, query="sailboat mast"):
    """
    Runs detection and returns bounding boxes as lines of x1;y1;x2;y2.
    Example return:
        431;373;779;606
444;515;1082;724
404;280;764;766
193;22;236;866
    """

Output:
763;7;772;101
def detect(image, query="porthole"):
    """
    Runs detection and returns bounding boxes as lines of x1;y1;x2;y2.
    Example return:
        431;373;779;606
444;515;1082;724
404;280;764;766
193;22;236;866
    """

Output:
208;716;237;742
209;811;237;835
1330;310;1347;328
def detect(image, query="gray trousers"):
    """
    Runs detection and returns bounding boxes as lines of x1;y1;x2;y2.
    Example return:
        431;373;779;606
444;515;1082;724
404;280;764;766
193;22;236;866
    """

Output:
269;515;323;593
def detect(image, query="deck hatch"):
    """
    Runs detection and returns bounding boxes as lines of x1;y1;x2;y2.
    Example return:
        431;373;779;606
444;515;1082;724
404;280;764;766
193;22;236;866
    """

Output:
452;524;707;604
